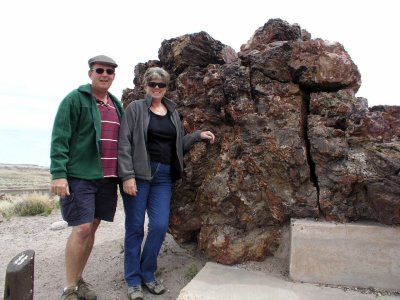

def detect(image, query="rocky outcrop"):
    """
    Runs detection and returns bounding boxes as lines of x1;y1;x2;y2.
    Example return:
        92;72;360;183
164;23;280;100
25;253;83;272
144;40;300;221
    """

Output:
122;18;400;265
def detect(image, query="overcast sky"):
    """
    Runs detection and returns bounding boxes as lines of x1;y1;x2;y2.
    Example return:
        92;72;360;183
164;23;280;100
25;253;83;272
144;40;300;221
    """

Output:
0;0;398;167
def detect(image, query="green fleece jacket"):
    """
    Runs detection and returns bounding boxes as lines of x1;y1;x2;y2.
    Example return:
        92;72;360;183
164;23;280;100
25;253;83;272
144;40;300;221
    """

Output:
50;84;123;180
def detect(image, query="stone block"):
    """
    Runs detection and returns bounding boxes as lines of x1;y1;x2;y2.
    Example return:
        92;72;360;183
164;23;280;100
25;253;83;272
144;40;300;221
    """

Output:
289;219;400;291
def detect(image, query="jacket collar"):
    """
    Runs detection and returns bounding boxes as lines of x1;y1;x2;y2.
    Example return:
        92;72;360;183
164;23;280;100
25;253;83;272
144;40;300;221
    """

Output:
78;83;93;95
145;94;177;112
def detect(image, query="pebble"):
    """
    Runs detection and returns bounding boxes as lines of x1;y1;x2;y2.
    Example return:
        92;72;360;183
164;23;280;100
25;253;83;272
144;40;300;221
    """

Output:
50;220;68;231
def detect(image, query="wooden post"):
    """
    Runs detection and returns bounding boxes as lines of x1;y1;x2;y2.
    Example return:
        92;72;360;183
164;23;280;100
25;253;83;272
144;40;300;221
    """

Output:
4;250;35;300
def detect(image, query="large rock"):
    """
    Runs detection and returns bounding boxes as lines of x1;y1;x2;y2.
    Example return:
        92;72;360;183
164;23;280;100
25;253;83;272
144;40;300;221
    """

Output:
122;18;400;265
308;91;400;223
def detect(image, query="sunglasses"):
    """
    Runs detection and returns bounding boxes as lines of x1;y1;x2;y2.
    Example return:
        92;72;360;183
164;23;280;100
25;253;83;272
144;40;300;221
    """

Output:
148;81;167;88
92;68;115;75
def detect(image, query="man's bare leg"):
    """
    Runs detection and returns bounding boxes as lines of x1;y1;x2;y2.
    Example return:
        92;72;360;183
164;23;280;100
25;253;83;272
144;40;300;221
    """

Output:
64;222;93;288
78;219;101;278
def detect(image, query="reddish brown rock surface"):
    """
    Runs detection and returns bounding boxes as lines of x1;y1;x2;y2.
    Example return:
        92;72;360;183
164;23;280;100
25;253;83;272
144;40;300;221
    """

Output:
122;18;400;265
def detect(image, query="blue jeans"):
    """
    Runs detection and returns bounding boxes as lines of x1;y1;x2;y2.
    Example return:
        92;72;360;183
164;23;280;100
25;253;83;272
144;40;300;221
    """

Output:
122;162;172;286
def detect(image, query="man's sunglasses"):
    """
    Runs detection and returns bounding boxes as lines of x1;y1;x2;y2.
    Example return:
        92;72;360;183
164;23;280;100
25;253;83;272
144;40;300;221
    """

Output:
92;68;115;75
148;82;167;88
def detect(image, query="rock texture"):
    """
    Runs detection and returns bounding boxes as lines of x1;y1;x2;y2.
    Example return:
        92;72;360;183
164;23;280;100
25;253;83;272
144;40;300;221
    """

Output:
122;19;400;265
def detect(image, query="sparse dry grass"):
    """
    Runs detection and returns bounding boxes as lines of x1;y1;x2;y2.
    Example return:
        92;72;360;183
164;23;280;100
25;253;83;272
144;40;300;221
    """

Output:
0;164;55;218
14;192;58;216
0;164;50;189
184;263;199;281
0;192;58;218
0;199;14;218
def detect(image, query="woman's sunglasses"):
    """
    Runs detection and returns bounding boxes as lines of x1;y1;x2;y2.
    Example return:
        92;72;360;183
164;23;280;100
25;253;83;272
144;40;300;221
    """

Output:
92;68;115;75
148;82;167;88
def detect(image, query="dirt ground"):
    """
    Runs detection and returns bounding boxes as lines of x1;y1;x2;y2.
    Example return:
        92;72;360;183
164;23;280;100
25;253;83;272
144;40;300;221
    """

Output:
0;202;289;300
1;165;399;299
0;164;289;300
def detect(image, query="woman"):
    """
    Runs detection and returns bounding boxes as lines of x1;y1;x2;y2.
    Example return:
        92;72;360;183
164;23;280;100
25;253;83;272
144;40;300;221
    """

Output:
118;67;215;300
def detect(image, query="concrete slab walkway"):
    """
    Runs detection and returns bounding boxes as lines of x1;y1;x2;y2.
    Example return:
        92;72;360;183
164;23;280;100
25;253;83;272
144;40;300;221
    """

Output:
177;262;400;300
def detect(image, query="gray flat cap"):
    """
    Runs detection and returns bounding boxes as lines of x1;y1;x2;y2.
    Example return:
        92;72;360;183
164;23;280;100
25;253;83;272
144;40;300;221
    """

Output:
88;55;118;68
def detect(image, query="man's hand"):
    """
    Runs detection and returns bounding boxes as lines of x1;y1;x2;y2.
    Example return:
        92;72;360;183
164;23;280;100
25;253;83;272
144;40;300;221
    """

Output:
51;178;70;198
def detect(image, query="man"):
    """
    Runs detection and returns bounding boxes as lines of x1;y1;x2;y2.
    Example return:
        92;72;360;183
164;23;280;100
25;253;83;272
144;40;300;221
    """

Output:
50;55;123;300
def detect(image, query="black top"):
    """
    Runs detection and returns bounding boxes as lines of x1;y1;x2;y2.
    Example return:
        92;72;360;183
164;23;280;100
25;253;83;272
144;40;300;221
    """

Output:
147;110;176;164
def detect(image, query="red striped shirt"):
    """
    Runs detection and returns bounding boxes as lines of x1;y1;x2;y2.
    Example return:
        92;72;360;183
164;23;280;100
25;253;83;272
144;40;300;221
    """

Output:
96;96;120;177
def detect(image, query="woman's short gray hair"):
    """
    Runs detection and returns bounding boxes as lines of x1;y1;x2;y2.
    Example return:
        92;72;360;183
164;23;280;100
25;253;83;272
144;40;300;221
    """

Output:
143;67;170;87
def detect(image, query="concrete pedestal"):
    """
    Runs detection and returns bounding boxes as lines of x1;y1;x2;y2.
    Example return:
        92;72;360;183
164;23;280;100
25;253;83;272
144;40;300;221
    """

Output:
289;219;400;291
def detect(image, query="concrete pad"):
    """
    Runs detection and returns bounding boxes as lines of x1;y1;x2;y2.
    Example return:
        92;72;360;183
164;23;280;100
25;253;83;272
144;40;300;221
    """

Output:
290;218;400;291
177;262;400;300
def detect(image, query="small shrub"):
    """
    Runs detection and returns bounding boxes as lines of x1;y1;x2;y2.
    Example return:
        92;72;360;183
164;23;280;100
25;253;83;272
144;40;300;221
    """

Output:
184;264;199;281
54;198;61;209
0;200;15;220
155;267;165;278
12;192;56;216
